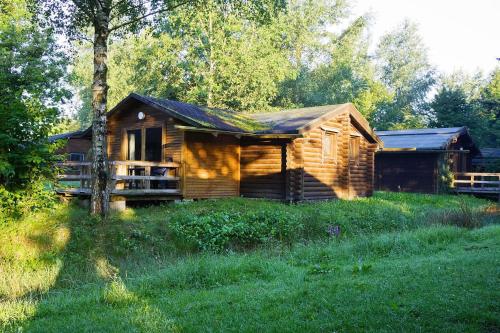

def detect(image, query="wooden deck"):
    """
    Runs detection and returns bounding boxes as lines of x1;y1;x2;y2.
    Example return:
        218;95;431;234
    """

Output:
56;161;182;200
452;172;500;199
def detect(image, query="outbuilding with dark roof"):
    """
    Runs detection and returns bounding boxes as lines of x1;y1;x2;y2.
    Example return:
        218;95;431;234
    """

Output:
473;148;500;172
374;127;480;193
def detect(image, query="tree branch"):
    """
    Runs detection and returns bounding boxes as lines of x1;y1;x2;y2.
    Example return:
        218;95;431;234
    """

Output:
110;0;128;11
109;1;147;22
108;0;193;33
72;0;96;21
76;32;95;44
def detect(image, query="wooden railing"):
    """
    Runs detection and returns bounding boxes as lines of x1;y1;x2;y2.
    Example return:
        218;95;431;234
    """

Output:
56;160;181;196
452;172;500;194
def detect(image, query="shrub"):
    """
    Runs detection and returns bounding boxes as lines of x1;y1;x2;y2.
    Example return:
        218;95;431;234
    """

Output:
0;181;57;222
169;208;304;252
427;196;491;229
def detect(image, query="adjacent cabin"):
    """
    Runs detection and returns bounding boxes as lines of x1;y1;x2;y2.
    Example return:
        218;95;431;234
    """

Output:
375;127;480;193
473;148;500;172
55;93;381;204
50;130;91;162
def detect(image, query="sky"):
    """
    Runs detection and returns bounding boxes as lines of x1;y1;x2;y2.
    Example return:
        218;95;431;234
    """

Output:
351;0;500;75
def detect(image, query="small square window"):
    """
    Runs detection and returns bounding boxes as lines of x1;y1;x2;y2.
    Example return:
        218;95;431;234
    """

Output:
323;131;337;161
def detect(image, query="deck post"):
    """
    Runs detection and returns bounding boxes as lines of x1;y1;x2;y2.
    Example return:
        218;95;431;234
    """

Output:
109;200;126;211
144;166;151;189
79;164;84;190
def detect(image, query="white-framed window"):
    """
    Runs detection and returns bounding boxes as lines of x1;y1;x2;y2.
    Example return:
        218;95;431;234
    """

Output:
69;152;85;162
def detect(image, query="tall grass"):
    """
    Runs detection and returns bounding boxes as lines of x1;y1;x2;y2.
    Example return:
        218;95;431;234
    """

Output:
0;192;498;332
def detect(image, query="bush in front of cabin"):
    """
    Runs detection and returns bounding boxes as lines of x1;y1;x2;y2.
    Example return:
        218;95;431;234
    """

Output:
0;180;57;222
169;208;304;252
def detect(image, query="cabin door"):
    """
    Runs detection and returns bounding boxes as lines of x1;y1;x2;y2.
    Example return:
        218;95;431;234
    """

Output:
126;127;162;162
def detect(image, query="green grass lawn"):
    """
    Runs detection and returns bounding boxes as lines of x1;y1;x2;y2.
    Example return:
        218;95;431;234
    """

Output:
0;192;499;332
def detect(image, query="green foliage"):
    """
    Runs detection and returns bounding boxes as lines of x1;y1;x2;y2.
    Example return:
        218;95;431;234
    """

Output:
431;68;500;147
65;0;495;142
0;0;68;217
277;14;393;122
479;68;500;146
436;156;454;193
373;20;435;129
432;87;476;126
0;181;57;222
170;208;303;251
70;1;294;128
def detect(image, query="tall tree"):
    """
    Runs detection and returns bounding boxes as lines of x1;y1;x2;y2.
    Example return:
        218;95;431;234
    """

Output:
32;0;284;216
274;0;349;108
161;1;294;111
281;15;393;120
431;87;477;128
431;71;484;141
0;0;68;189
431;69;499;147
373;20;435;129
479;68;500;146
70;33;183;128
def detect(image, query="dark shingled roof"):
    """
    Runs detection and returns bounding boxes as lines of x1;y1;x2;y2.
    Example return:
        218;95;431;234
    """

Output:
110;94;357;134
48;130;87;142
72;94;378;142
247;104;349;134
376;127;466;150
138;95;245;132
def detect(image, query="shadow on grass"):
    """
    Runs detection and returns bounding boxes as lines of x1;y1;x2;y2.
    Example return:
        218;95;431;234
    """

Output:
1;192;498;331
0;202;182;332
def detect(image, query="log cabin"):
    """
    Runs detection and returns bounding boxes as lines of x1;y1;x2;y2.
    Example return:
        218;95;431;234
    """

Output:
375;127;480;193
473;148;500;172
55;93;382;204
50;129;91;162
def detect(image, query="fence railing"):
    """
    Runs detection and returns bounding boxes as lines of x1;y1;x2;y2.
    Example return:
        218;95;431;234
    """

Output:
56;160;181;195
452;172;500;194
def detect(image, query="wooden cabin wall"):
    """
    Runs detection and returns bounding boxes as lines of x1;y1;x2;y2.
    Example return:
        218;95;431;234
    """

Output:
366;143;378;196
295;112;351;200
61;138;91;159
240;138;287;200
375;152;439;193
183;132;239;199
164;118;183;163
107;105;184;163
348;124;377;197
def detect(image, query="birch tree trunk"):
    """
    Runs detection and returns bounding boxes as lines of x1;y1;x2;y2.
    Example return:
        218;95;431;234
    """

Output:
90;10;111;216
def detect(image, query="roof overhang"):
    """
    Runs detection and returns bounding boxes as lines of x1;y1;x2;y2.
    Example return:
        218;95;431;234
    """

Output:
376;126;481;155
175;125;302;139
49;128;92;142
